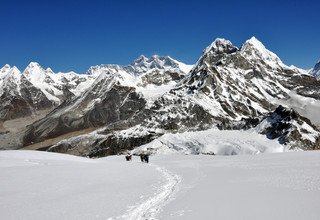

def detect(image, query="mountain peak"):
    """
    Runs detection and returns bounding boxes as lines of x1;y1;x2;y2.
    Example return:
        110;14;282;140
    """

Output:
11;66;21;73
27;61;42;68
313;60;320;70
129;55;179;72
23;62;47;75
240;36;284;69
0;64;12;74
242;36;267;52
2;64;11;69
151;54;160;59
134;55;148;63
204;38;238;55
46;67;54;73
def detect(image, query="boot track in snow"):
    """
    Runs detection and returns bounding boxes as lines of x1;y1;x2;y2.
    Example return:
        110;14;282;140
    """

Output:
111;164;181;220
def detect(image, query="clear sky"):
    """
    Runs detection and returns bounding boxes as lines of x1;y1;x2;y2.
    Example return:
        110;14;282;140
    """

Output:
0;0;319;73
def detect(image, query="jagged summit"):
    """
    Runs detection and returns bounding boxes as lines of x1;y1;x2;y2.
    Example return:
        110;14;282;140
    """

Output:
0;64;11;71
0;64;16;77
2;38;320;156
127;55;185;74
133;55;148;63
204;38;238;55
240;36;285;69
87;55;193;77
201;36;285;69
26;61;41;68
23;62;45;74
243;36;265;49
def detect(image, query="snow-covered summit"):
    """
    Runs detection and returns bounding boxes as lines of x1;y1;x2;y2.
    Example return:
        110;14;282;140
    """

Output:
0;64;12;75
0;64;21;79
87;55;193;77
240;36;285;69
204;38;238;55
1;66;22;90
125;55;193;75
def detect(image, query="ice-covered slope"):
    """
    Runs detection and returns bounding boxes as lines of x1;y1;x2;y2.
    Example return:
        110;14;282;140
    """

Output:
133;128;288;155
131;106;320;155
1;150;320;220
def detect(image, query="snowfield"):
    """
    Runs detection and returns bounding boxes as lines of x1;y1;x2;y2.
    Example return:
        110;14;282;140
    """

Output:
1;150;320;220
132;129;290;155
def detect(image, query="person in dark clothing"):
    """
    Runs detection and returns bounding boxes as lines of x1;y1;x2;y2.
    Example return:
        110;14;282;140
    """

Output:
140;154;145;162
144;154;149;163
125;154;132;161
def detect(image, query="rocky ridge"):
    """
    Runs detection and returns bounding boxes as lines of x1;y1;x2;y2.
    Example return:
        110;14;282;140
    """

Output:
40;38;320;156
1;39;320;156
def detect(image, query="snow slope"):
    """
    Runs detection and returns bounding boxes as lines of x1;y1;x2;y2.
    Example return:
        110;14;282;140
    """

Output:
0;151;166;220
1;150;320;220
132;129;289;155
155;152;320;220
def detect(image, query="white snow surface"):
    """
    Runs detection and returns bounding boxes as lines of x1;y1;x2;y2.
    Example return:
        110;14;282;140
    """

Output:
133;129;289;155
1;150;320;220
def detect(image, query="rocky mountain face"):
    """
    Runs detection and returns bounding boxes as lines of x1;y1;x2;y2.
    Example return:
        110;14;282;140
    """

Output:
37;38;320;157
0;65;54;121
1;41;320;156
19;56;192;148
311;60;320;78
256;105;320;150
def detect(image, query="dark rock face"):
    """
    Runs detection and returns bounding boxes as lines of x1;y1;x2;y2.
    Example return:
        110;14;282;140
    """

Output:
260;106;298;142
256;106;320;150
138;70;184;86
0;75;54;121
47;126;161;157
23;78;146;146
286;75;320;99
87;133;159;158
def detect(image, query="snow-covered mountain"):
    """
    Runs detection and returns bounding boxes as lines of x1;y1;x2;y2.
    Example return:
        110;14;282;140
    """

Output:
0;63;90;122
2;40;320;156
311;60;320;78
34;37;320;157
7;56;192;148
0;65;54;121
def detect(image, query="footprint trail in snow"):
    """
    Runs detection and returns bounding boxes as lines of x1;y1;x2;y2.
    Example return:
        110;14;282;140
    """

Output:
112;164;181;220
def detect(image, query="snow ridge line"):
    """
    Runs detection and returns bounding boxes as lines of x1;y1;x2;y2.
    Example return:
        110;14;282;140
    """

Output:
115;164;181;220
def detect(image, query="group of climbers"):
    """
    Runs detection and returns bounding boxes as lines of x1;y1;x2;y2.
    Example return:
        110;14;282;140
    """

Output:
125;152;149;163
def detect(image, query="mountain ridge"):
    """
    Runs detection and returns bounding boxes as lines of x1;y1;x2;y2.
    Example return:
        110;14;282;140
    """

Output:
1;37;320;156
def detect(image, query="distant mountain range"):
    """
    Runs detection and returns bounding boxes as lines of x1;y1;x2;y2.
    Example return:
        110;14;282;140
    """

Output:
0;37;319;156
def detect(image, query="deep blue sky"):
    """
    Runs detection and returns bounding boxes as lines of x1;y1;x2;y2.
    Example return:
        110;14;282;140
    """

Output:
0;0;319;73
